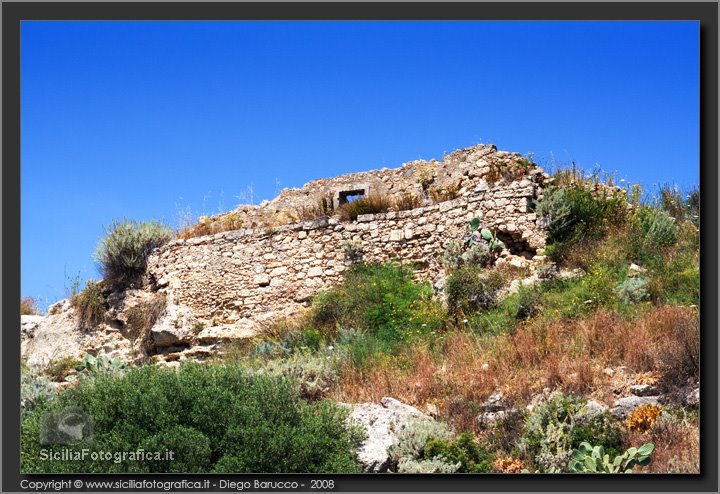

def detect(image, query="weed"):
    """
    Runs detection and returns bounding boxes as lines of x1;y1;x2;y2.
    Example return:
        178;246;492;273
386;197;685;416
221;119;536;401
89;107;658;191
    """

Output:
341;240;363;264
125;293;168;353
71;280;107;330
21;297;39;316
45;356;82;382
424;433;494;473
445;267;505;316
394;193;423;211
95;218;174;290
520;393;622;472
428;183;461;203
338;195;392;221
627;404;663;433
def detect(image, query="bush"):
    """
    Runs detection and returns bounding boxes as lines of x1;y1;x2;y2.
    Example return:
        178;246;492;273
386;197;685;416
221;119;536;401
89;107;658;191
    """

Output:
21;364;363;473
45;356;82;382
258;351;339;401
613;277;650;304
387;418;455;469
424;433;494;473
397;456;461;473
21;296;40;315
445;267;505;315
95;218;174;290
21;368;55;418
634;206;678;248
520;394;622;472
71;280;107;330
536;184;628;263
515;287;544;320
338;195;392;221
341;240;363;264
309;263;445;344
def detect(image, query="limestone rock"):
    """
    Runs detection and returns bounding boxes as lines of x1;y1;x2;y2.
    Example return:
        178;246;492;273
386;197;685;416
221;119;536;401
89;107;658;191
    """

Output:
630;384;658;397
149;304;197;348
610;396;661;419
344;397;432;473
21;307;83;370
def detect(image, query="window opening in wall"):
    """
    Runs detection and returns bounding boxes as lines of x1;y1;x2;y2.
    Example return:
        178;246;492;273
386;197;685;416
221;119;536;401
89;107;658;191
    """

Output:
338;189;366;205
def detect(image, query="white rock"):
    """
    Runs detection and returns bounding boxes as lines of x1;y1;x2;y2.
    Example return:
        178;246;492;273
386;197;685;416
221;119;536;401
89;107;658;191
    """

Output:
344;397;432;473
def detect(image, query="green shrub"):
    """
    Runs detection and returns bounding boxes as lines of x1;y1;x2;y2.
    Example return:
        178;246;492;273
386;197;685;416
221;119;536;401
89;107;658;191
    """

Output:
21;368;55;419
397;456;461;473
536;184;627;263
445;267;505;315
613;277;649;304
440;240;465;270
520;394;622;473
45;356;82;382
257;351;339;401
515;286;544;320
387;418;455;468
635;206;678;248
95;218;174;290
21;363;363;473
424;433;494;473
71;280;107;330
309;263;444;344
441;219;501;270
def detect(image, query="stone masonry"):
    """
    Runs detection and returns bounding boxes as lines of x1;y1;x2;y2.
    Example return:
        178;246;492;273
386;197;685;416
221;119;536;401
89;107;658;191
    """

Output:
146;144;550;329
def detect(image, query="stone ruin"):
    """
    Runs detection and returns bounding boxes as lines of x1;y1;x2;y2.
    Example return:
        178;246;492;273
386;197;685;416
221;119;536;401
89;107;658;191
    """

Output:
146;144;551;330
21;143;553;369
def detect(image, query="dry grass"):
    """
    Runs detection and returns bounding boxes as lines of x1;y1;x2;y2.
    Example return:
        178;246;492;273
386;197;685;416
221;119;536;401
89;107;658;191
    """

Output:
628;412;699;473
177;209;300;239
21;296;39;316
296;196;335;221
338;195;393;221
428;183;461;203
486;157;536;184
71;281;107;331
124;293;167;355
331;306;698;433
393;193;423;211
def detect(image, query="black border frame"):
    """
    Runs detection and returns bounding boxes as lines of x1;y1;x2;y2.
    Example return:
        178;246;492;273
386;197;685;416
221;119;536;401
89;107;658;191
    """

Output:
3;3;717;492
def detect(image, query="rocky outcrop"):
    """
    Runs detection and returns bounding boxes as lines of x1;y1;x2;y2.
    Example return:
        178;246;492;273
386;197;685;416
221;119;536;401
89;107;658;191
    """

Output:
343;397;433;473
20;292;259;373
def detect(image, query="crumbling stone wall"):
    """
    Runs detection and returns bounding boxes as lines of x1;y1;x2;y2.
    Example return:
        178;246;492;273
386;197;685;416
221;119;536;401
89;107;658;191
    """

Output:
147;144;550;327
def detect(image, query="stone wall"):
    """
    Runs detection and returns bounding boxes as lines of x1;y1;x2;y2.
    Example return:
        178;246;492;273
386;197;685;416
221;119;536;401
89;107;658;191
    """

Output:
147;146;549;328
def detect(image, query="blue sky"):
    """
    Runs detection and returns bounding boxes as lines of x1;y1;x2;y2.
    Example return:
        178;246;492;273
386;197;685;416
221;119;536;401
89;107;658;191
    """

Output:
21;21;699;309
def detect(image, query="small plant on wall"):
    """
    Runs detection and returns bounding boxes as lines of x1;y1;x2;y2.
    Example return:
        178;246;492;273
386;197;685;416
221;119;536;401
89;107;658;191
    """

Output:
441;217;505;270
342;240;364;265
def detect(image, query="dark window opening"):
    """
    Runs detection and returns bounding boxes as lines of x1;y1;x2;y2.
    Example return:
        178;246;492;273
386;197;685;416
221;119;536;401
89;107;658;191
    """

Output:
339;189;366;205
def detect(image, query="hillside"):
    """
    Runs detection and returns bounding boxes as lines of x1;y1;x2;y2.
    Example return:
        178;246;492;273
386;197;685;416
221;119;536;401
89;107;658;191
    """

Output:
20;144;700;474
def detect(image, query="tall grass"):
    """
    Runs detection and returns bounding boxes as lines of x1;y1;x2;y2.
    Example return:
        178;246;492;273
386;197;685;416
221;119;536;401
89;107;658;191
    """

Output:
96;218;174;290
